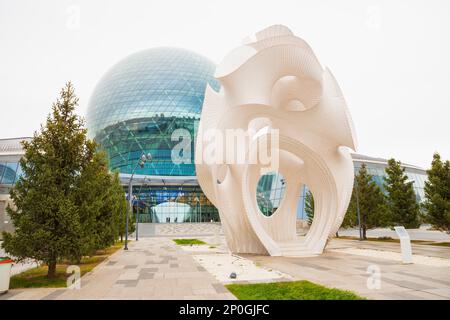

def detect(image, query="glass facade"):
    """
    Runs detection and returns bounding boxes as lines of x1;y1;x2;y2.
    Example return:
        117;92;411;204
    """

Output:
0;138;28;195
353;161;427;203
0;161;21;194
256;172;286;216
86;47;221;222
296;155;428;219
128;185;219;223
87;47;220;177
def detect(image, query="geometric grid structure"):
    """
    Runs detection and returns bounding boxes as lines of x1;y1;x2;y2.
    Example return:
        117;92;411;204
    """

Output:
131;185;219;223
87;47;220;177
196;25;357;256
94;116;199;176
86;47;221;223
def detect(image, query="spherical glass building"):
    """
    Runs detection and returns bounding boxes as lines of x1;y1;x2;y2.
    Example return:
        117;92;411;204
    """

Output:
86;47;220;223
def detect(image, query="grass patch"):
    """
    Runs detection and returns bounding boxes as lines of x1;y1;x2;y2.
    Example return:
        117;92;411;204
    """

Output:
9;242;124;289
226;280;365;300
173;238;206;245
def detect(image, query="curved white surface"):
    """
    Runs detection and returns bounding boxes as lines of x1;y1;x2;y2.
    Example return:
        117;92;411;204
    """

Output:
195;25;357;256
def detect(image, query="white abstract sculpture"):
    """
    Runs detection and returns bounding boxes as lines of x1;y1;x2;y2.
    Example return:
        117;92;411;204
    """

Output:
195;25;357;256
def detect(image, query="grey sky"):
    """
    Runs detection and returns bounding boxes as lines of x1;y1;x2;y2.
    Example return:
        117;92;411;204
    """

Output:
1;0;449;168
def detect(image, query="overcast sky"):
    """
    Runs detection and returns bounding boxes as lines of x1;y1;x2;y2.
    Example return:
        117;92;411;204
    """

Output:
1;0;449;168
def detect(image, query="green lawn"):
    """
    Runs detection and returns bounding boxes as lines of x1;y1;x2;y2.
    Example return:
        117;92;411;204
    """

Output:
226;280;365;300
173;238;206;245
9;242;124;289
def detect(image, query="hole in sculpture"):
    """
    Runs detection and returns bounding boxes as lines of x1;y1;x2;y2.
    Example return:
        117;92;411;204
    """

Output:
302;187;315;227
294;185;315;237
256;171;286;217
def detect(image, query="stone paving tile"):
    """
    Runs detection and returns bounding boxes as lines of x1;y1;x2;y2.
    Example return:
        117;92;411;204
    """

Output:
212;283;230;293
41;289;66;300
291;261;332;270
382;277;437;291
0;289;24;300
115;279;139;288
138;273;154;280
397;271;450;287
2;288;59;300
423;288;450;299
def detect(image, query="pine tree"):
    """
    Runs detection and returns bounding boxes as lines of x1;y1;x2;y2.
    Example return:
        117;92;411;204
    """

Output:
423;153;450;234
1;83;127;277
384;158;421;228
2;83;86;277
345;164;387;239
73;147;115;259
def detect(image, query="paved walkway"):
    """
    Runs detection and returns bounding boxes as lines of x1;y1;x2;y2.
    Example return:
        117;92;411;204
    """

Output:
136;222;223;237
2;229;450;300
339;227;450;242
245;239;450;300
332;238;450;259
1;238;235;300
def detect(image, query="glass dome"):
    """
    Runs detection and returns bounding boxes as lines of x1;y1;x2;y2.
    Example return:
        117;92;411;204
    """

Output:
86;47;220;176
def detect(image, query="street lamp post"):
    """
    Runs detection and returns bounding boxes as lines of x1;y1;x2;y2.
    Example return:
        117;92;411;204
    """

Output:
135;177;148;241
124;153;152;250
354;175;363;241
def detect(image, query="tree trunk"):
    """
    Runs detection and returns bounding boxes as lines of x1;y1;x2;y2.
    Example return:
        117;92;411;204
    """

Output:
47;259;57;278
362;225;367;240
335;231;339;238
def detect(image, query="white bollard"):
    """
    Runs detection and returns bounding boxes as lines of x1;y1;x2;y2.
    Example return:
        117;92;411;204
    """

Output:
394;226;413;264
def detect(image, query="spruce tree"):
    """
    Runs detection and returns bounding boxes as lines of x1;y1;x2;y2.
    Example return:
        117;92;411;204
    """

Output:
423;153;450;234
2;83;86;277
1;83;127;277
73;147;116;259
345;164;387;239
384;158;421;228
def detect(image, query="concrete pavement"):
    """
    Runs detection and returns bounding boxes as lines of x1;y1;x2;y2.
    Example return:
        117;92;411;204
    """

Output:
1;237;235;300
